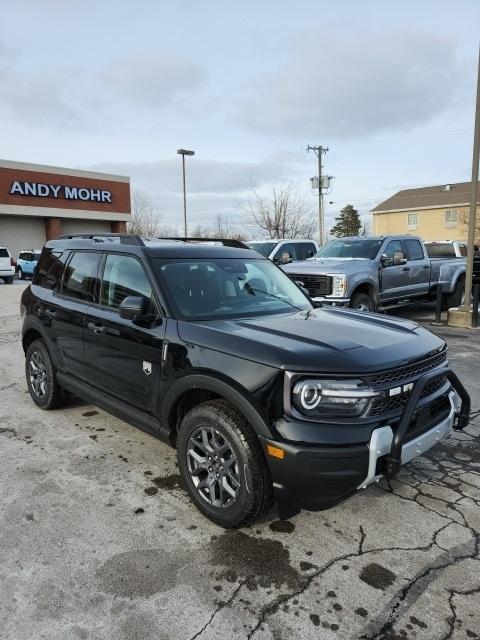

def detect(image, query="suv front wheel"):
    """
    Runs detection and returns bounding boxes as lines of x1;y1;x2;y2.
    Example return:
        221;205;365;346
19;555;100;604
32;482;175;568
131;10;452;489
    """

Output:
177;400;272;528
25;339;68;409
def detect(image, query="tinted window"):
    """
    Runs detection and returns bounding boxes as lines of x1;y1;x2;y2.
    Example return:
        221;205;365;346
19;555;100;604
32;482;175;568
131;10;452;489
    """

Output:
296;243;317;260
273;243;298;263
382;240;404;267
0;248;8;258
20;252;34;261
315;239;382;259
61;252;101;302
425;243;456;258
101;254;152;309
246;242;277;258
154;258;311;320
404;239;424;261
34;250;68;290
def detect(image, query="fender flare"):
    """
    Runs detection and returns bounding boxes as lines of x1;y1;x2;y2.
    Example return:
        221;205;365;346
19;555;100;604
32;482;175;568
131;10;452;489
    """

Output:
161;372;275;439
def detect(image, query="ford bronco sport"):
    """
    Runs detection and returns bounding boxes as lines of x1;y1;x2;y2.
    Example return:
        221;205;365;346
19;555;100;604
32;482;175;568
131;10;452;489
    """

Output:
21;234;470;527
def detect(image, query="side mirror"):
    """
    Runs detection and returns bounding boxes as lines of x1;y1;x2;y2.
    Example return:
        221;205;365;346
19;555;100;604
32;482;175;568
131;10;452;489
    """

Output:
119;296;146;321
393;250;407;266
282;252;292;264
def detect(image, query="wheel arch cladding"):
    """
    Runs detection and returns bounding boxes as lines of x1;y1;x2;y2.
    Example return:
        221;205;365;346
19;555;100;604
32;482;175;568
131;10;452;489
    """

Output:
162;373;275;444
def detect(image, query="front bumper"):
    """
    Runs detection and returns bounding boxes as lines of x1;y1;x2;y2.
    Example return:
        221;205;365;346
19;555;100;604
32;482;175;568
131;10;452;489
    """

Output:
261;369;470;514
311;296;350;306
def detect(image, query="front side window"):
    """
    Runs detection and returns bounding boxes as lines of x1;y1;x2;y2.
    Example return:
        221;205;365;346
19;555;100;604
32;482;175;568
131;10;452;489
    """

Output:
382;240;404;267
154;258;311;320
273;243;298;264
407;212;418;229
445;210;458;227
101;254;152;309
61;251;101;302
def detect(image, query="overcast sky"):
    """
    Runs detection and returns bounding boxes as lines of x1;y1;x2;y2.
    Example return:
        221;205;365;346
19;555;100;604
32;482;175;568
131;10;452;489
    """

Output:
1;0;479;237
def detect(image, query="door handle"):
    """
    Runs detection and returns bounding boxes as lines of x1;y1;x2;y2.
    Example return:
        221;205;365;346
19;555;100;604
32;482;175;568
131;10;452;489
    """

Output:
402;267;410;271
423;265;430;269
87;322;105;334
44;309;56;318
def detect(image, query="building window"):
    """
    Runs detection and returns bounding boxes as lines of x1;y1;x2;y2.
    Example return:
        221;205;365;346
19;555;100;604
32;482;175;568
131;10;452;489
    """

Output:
407;212;418;229
444;209;458;228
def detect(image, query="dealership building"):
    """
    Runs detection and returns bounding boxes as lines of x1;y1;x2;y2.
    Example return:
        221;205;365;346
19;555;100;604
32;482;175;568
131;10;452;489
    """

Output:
0;160;131;258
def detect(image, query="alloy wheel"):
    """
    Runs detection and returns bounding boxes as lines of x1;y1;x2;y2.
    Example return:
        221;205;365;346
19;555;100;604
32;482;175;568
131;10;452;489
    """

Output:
186;427;241;508
29;350;48;398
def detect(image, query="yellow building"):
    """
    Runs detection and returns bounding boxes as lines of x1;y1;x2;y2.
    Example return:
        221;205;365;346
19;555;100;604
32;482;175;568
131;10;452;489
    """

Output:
371;181;479;241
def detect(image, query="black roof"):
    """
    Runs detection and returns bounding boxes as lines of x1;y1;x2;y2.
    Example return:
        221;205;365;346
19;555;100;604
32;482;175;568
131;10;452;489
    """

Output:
46;234;265;260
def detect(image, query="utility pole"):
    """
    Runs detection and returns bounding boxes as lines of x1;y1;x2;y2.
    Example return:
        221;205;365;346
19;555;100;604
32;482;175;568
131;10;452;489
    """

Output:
307;145;329;245
462;45;480;313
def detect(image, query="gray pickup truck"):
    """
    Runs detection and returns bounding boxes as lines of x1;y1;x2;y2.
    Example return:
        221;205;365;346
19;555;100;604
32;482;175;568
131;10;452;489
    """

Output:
282;235;466;312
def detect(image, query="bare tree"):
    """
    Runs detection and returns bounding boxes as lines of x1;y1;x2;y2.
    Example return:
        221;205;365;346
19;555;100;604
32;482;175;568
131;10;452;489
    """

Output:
128;189;167;237
214;214;247;241
243;183;316;239
459;209;480;243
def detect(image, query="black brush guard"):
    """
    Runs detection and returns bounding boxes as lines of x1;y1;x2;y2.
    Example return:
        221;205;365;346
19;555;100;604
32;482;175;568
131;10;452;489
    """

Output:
384;368;470;477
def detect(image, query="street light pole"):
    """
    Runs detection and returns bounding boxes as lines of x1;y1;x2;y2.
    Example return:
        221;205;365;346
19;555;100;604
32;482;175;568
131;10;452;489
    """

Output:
177;149;195;238
307;145;329;245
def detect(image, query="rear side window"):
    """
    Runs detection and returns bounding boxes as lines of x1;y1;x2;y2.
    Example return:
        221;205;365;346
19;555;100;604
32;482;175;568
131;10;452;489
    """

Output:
34;250;68;290
101;254;152;309
425;243;455;258
61;251;101;302
0;248;9;258
404;239;425;261
458;244;467;257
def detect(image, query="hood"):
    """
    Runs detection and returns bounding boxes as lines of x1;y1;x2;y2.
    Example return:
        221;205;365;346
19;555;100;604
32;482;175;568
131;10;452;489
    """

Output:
177;307;445;373
283;258;373;275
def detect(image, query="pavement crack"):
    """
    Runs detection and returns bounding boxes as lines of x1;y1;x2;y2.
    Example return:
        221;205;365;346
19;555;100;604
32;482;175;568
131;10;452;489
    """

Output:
187;578;247;640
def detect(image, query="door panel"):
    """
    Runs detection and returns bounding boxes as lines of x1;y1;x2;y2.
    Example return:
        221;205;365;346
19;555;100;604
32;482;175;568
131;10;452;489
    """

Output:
83;253;165;416
379;240;410;301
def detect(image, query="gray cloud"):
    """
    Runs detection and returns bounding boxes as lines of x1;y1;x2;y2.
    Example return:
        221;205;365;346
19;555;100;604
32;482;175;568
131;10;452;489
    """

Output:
235;29;467;139
102;55;205;109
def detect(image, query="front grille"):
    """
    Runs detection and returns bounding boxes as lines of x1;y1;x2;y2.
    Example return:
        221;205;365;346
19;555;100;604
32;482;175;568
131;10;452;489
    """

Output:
369;375;448;416
288;273;332;297
366;349;447;388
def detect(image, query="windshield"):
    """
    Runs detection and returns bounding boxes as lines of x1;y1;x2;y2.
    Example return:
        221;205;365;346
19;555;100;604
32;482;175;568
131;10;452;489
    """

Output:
153;258;312;320
314;239;383;260
246;242;277;257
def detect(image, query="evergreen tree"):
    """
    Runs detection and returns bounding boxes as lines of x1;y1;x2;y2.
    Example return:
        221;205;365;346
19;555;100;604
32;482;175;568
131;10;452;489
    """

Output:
330;204;362;237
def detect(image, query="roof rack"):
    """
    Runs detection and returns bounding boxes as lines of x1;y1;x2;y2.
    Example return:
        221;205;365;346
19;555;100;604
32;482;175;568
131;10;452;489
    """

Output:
57;233;145;246
152;237;248;249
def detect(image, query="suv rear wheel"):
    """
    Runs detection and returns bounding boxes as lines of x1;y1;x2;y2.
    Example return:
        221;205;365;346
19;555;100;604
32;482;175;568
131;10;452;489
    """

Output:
25;339;68;409
177;400;272;528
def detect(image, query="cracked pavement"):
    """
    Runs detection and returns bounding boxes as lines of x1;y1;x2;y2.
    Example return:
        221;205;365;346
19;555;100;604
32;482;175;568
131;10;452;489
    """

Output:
1;283;479;640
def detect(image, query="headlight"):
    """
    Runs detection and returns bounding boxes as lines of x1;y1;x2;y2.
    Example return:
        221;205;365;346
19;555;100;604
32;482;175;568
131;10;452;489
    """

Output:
292;378;379;417
329;274;347;298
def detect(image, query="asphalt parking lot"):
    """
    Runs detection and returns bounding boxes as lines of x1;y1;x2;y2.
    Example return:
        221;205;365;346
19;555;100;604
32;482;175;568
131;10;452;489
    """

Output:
1;281;479;640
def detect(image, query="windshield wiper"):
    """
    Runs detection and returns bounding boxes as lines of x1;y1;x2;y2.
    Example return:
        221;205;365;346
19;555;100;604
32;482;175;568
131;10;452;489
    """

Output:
243;283;305;312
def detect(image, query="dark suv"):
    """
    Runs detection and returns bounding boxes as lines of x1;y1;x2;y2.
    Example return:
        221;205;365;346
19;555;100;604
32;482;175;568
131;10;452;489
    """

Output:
21;234;470;527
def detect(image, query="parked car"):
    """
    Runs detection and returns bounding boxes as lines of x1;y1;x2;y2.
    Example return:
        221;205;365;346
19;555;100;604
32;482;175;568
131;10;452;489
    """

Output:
424;241;467;259
246;239;318;265
16;249;42;280
0;246;15;284
21;234;470;527
283;235;466;311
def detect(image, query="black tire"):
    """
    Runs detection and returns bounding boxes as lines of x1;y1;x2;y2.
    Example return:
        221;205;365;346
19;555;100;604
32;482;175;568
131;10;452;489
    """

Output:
17;268;24;280
25;339;68;409
177;399;273;528
446;277;465;309
3;276;13;284
350;292;374;312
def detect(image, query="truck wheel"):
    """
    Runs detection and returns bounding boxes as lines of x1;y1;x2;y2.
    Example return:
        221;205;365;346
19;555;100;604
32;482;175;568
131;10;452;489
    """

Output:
350;292;374;312
177;399;273;528
446;277;465;309
3;276;13;284
25;339;68;409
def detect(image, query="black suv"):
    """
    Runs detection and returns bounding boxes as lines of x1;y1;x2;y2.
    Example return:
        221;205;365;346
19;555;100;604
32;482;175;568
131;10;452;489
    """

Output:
21;234;470;527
